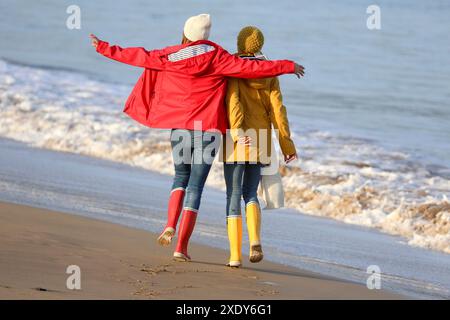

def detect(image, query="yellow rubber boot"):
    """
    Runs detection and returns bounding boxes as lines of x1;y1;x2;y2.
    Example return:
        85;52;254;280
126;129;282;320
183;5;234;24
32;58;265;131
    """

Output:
226;216;242;268
246;202;263;263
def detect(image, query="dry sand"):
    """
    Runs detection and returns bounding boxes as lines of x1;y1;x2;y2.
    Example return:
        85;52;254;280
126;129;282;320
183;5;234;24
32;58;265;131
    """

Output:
0;201;402;299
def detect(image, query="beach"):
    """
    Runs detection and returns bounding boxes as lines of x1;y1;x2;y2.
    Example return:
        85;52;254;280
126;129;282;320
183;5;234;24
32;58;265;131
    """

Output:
0;138;449;299
0;0;449;300
0;201;401;299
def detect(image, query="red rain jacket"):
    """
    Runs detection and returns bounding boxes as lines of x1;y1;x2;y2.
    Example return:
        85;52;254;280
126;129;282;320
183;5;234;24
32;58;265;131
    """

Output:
96;40;295;133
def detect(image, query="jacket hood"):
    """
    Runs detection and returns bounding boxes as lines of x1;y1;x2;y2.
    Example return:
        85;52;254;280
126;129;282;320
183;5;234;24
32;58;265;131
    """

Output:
162;40;220;76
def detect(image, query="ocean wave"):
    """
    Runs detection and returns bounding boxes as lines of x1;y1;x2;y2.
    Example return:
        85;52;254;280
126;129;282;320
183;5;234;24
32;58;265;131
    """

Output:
0;59;449;254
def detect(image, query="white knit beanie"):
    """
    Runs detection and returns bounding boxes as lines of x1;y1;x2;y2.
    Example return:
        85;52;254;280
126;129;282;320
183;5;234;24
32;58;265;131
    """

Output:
183;14;211;41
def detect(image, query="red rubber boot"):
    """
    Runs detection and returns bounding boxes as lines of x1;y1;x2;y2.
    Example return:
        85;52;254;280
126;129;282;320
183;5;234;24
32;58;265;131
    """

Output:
157;188;185;246
173;209;197;261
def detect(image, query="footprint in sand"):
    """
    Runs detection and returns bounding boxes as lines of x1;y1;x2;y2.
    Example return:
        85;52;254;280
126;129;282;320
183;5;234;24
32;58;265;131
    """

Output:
256;289;280;296
139;264;172;275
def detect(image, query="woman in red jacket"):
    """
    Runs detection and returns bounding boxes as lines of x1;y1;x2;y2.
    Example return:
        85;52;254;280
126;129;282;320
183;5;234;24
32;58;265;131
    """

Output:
90;14;304;262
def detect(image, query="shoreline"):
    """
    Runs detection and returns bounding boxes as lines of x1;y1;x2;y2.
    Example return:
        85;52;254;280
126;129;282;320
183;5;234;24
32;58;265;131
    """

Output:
0;201;402;299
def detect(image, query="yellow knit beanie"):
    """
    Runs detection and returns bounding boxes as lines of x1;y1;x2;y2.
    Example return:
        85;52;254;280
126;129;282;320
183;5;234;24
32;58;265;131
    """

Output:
237;26;264;55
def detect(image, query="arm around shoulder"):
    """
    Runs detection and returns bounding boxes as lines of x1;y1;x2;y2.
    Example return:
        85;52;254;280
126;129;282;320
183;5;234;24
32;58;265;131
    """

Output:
213;49;295;79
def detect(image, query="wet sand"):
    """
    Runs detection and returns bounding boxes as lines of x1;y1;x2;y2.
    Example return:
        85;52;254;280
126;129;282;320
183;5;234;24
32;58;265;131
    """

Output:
0;201;401;299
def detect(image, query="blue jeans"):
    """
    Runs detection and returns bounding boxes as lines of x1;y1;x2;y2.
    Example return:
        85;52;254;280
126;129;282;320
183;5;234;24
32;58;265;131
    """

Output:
170;129;221;212
224;163;261;216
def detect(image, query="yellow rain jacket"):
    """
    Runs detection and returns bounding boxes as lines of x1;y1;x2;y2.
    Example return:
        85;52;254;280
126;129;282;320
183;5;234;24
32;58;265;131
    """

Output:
222;75;296;164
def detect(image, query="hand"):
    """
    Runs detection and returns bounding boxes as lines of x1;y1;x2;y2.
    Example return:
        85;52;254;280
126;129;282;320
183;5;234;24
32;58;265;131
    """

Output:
284;153;298;164
294;63;305;78
90;33;100;49
237;136;252;146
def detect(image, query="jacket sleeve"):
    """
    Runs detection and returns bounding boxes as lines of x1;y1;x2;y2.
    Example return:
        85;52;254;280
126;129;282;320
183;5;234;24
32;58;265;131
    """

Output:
225;79;244;142
213;49;295;79
269;78;297;156
96;40;166;70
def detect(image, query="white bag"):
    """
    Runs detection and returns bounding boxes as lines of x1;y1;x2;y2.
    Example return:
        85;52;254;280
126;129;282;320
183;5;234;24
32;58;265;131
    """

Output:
258;136;285;209
259;171;285;209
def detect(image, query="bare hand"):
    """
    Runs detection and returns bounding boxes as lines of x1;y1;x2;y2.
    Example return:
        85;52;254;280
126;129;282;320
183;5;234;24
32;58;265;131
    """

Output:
90;33;100;49
238;136;252;146
294;63;305;78
284;153;298;164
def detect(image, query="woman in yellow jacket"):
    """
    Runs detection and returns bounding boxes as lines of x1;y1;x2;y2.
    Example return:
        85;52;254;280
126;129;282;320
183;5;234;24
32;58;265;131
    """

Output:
223;26;298;267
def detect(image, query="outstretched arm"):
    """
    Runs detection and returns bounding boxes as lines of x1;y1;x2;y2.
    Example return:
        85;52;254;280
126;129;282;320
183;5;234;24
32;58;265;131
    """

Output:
90;34;165;70
213;49;304;79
